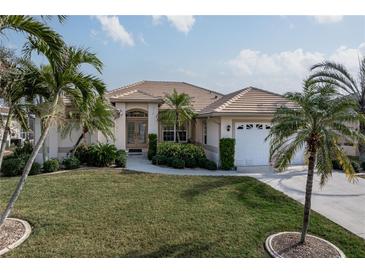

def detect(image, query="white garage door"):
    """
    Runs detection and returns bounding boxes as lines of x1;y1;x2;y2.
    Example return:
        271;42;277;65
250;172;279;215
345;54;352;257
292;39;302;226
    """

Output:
234;122;304;166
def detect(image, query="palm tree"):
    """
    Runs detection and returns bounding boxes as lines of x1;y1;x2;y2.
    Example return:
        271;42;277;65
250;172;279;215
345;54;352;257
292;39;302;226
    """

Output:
62;95;115;155
0;47;38;168
266;80;365;243
0;43;106;226
309;59;365;158
159;89;194;142
0;15;63;56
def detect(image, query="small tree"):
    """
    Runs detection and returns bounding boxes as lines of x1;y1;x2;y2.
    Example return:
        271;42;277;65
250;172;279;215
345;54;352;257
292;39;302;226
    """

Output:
267;80;365;243
148;133;157;160
159;89;194;142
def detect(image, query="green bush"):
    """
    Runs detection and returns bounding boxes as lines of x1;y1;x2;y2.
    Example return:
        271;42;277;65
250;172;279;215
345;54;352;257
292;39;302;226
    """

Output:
13;141;33;158
74;143;89;164
115;149;127;167
1;157;26;177
157;142;206;168
219;138;235;170
43;159;60;173
204;159;218;170
361;161;365;171
63;156;80;170
351;160;360;173
152;155;168;165
170;158;185;169
29;162;42;175
87;143;117;167
148;134;157;160
332;159;342;170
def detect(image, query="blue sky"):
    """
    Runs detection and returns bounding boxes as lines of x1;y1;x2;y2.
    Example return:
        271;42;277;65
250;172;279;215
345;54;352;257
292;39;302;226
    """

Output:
3;16;365;94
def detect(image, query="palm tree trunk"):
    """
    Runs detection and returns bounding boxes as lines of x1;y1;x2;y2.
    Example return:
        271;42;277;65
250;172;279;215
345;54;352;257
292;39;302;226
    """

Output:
0;107;12;169
175;110;180;143
0;95;59;226
300;149;316;243
71;130;87;156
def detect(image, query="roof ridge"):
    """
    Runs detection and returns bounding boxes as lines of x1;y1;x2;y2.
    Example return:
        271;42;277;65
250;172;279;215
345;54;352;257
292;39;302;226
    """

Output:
108;80;146;95
215;88;249;112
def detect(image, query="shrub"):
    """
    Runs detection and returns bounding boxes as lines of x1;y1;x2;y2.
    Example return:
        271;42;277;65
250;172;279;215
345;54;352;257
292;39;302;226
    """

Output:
332;159;342;170
152;155;168;165
170;158;185;169
204;159;218;170
115;149;127;167
157;142;206;168
148;134;157;160
29;162;42;175
13;141;33;158
361;161;365;171
43;159;60;173
219;138;235;170
63;156;80;170
1;157;26;177
351;160;361;173
74;143;89;164
87;143;117;167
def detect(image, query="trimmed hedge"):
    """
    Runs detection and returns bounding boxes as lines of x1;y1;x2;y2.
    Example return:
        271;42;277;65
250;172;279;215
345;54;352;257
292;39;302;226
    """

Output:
203;159;218;170
74;143;89;164
157;142;205;168
115;149;127;167
63;156;80;170
29;162;42;175
170;158;185;169
332;159;361;173
148;134;157;160
43;159;60;173
1;157;26;177
219;138;235;170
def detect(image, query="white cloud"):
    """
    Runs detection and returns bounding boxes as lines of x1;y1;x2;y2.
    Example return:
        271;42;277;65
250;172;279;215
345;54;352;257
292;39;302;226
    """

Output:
96;16;134;47
177;68;198;77
152;16;195;33
227;43;365;93
313;16;344;24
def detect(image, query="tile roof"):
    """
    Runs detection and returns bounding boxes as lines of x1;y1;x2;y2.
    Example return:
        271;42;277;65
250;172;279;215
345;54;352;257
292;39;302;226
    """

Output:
199;86;296;116
107;89;163;103
107;80;222;112
0;106;9;115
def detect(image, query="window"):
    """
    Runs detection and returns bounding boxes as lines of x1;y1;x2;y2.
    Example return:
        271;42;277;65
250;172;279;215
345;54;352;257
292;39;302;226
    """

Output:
265;125;271;129
256;124;263;130
162;125;175;141
126;111;147;117
202;120;207;144
246;124;253;130
237;125;244;130
162;124;188;142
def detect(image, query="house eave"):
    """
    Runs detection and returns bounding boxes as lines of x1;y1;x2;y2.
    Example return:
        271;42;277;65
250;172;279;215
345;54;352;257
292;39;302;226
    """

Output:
197;112;275;118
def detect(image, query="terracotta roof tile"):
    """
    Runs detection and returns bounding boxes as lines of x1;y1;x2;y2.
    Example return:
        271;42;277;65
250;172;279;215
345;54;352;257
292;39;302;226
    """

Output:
107;80;222;112
199;87;296;115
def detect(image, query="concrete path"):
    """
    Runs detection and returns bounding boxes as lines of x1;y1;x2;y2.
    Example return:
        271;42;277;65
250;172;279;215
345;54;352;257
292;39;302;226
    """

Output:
127;155;365;239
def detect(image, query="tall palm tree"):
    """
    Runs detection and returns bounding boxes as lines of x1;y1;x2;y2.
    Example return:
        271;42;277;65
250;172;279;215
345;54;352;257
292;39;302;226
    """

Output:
309;59;365;157
0;43;106;226
62;95;115;155
159;89;194;142
266;80;365;243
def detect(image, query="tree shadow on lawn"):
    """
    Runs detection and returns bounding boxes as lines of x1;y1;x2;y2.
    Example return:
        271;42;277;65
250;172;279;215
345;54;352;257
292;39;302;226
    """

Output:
180;176;249;201
124;241;215;257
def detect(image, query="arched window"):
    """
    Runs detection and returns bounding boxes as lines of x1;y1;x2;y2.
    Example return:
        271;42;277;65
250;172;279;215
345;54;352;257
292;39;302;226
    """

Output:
126;110;148;117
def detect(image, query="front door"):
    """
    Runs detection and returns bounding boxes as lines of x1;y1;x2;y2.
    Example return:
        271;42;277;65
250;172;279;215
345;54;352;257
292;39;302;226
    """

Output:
127;120;148;148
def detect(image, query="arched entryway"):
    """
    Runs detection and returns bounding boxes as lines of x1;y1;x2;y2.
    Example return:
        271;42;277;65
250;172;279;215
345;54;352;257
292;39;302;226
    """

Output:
126;109;148;151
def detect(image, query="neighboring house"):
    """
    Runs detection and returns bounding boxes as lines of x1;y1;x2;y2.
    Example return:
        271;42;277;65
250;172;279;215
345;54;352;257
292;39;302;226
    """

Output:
0;105;33;147
35;80;358;167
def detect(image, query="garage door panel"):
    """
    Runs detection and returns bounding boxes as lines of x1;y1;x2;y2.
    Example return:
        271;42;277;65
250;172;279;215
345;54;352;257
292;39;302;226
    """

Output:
234;122;304;167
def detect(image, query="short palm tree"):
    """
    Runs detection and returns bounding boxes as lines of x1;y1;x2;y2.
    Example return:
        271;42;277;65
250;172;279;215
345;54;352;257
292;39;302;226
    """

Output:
62;95;115;155
0;43;106;226
159;89;195;142
309;59;365;157
266;80;365;243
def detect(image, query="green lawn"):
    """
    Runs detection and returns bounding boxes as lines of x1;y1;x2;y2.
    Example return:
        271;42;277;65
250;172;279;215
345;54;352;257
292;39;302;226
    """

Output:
0;169;364;257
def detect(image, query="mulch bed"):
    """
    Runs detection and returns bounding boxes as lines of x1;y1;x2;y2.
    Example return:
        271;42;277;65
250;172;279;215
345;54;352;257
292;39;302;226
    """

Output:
0;219;26;250
270;232;343;258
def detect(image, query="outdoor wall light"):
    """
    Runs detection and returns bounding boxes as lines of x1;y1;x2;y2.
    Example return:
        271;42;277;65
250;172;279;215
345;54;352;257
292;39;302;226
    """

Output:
226;125;231;132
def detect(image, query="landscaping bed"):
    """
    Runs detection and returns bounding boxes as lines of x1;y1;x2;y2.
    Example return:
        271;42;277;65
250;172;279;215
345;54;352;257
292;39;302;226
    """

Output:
0;169;364;257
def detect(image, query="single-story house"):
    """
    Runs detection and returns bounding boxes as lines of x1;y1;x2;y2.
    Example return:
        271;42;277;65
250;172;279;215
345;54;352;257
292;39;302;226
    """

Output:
34;80;358;167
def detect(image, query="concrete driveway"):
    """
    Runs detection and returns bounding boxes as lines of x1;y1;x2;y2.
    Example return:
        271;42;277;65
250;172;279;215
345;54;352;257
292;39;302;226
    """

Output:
247;166;365;240
127;156;365;240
